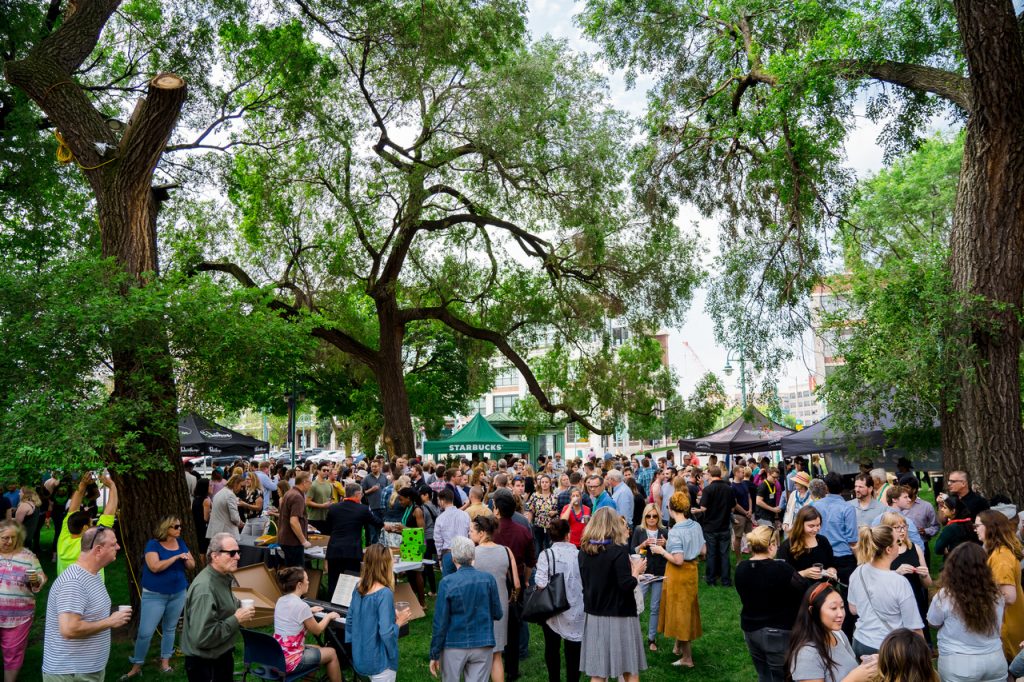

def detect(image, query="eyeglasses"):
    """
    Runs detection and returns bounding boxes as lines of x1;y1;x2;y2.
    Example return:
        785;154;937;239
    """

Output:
644;514;659;519
171;524;182;530
81;526;111;551
948;479;965;484
215;548;241;557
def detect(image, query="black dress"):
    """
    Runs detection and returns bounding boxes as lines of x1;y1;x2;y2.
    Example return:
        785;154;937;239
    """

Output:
891;546;929;628
778;537;835;578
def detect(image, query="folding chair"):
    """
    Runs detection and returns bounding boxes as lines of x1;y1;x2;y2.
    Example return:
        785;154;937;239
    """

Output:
240;628;325;682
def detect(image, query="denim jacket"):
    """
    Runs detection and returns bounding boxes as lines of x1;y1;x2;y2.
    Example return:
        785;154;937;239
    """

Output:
429;565;503;660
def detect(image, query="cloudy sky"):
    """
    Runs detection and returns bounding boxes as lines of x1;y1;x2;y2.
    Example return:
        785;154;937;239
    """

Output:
525;0;914;402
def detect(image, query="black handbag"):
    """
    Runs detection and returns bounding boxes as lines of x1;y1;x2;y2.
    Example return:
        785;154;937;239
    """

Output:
521;548;570;623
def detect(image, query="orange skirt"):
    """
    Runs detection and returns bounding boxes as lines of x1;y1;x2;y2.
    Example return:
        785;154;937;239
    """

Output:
658;560;702;641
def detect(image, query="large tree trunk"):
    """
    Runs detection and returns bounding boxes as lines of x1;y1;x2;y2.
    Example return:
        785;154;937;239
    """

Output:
376;300;417;458
944;0;1024;499
4;4;194;618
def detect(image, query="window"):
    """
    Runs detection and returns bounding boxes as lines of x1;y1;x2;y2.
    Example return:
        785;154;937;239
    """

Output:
494;366;518;387
472;397;487;415
493;395;518;414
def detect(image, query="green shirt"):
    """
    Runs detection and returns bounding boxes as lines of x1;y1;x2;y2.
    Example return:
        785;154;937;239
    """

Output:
181;566;239;659
307;479;333;521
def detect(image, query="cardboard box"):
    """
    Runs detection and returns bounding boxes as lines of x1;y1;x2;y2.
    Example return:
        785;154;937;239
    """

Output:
308;533;329;547
232;563;283;627
394;582;426;621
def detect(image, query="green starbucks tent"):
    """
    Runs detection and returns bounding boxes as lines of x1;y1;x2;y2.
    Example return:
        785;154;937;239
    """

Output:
423;412;531;457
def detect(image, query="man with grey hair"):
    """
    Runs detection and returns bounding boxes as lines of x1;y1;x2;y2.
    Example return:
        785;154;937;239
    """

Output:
324;482;384;598
182;532;255;680
870;467;890;502
606;468;635;527
429;536;503;682
43;525;131;681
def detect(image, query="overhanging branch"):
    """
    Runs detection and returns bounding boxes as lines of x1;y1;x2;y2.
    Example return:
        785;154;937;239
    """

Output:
404;305;610;434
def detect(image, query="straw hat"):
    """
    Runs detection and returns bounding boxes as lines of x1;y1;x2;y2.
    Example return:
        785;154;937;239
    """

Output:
792;472;812;489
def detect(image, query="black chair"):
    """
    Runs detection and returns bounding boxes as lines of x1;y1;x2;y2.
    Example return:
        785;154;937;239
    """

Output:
239;628;324;682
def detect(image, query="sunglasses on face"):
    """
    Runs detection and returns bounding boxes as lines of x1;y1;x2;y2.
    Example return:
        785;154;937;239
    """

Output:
171;524;182;530
216;549;240;557
644;514;659;519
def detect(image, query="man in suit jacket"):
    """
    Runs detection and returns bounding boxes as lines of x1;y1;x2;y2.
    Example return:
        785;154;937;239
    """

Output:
324;483;384;600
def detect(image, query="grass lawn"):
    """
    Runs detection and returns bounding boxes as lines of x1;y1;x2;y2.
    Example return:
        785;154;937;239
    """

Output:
24;485;944;680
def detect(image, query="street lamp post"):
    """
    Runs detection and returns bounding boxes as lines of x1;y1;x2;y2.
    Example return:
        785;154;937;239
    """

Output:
722;343;748;408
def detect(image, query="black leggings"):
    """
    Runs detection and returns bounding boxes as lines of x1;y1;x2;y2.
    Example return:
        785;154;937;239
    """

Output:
542;622;580;682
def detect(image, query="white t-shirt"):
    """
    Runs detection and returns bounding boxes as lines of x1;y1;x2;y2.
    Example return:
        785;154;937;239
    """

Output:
848;563;924;648
927;589;1004;656
274;592;313;637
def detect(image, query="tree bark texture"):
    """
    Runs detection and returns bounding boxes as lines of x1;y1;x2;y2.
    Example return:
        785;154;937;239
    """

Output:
376;300;418;458
944;0;1024;498
4;1;194;615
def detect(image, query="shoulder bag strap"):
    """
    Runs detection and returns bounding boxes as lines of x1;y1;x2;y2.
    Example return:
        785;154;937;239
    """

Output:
856;569;897;633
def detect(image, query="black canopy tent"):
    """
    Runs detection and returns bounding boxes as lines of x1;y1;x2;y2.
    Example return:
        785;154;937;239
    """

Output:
780;413;941;474
779;413;889;457
677;406;795;455
179;412;269;457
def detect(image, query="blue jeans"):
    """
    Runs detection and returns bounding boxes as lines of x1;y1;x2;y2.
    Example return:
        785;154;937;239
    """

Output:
641;580;663;641
1010;647;1024;679
131;588;186;664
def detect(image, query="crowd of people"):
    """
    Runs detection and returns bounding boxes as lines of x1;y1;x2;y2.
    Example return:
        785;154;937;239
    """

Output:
8;448;1024;682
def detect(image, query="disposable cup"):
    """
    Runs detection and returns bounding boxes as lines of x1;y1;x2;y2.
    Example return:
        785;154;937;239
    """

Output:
240;599;255;609
395;601;410;612
118;605;132;613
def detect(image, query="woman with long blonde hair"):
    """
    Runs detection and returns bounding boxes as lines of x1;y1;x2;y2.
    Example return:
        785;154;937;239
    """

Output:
878;511;930;643
630;502;667;651
976;509;1024;661
650;491;705;667
847;526;923;658
579;507;647;682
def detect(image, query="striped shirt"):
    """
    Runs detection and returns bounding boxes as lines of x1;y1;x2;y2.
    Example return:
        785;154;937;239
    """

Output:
42;563;111;674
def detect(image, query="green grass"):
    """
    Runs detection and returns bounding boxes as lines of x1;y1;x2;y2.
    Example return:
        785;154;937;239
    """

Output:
26;525;756;680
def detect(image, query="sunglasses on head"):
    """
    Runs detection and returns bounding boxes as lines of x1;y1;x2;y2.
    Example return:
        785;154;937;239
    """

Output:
81;526;111;551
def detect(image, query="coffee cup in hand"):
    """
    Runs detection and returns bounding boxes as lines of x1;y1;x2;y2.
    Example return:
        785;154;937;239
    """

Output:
118;605;132;613
240;599;255;610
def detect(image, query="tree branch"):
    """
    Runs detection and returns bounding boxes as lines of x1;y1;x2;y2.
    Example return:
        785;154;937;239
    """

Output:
402;305;610;434
835;59;972;113
191;261;379;367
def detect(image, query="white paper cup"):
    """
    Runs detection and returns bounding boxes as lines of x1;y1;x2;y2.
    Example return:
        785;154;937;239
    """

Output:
630;554;643;564
118;605;132;613
240;599;255;609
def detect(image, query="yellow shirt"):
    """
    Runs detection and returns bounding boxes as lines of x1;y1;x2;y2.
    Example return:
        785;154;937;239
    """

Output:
989;545;1024;660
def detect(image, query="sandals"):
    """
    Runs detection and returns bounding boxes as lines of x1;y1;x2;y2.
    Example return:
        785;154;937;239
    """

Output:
648;639;658;652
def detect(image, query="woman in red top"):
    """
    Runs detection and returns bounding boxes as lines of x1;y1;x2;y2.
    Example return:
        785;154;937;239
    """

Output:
560;488;591;547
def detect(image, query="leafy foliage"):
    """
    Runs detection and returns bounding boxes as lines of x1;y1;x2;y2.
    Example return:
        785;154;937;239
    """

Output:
816;135;961;449
579;0;968;378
